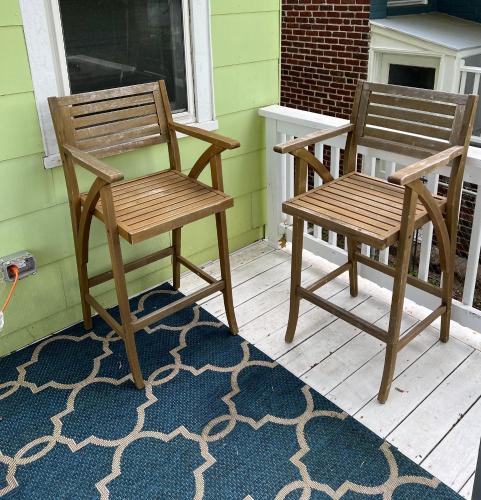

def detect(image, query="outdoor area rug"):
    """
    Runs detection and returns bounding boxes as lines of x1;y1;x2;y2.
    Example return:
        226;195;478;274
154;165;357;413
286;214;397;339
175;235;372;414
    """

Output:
0;283;461;499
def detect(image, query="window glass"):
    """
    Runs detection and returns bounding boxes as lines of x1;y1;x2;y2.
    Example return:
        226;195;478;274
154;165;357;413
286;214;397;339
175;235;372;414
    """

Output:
388;64;435;90
58;0;188;112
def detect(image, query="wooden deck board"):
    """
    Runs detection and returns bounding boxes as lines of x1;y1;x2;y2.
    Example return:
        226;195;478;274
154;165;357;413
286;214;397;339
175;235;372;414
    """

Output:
277;292;380;377
459;475;475;499
252;284;351;360
227;266;329;330
388;350;481;464
174;241;481;498
356;339;473;437
422;395;481;492
298;311;415;391
328;325;438;415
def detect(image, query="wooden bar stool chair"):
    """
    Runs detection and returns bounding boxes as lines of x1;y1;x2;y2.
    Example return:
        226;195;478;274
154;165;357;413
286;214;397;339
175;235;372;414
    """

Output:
275;81;477;403
49;81;239;389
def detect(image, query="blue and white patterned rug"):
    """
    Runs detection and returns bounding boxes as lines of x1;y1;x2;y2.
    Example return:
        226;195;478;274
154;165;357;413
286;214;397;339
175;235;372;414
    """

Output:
0;283;461;499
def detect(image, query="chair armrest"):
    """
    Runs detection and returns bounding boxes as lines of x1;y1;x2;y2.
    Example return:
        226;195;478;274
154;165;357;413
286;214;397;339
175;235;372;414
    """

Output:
274;124;354;154
388;146;465;186
173;123;240;150
63;145;124;183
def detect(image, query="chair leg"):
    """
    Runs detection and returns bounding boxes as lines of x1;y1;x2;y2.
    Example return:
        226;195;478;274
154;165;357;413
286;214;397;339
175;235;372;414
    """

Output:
101;188;144;389
215;211;238;335
106;230;144;389
378;188;418;404
379;268;406;403
347;238;358;297
75;239;93;329
172;227;181;290
440;264;454;343
379;344;398;404
285;216;304;343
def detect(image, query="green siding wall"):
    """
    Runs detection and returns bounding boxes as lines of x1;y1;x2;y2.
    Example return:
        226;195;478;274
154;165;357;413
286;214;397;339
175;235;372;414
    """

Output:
0;0;280;356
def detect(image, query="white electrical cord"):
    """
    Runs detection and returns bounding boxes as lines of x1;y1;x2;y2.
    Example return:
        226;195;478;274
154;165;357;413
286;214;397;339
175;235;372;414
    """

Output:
0;311;4;332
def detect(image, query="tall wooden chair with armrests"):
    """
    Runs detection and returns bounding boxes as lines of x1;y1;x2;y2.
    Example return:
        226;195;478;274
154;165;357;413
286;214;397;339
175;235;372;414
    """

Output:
48;81;239;389
274;81;478;403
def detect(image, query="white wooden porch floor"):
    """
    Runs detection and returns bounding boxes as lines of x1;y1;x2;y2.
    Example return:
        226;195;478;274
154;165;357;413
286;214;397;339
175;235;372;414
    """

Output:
177;240;481;499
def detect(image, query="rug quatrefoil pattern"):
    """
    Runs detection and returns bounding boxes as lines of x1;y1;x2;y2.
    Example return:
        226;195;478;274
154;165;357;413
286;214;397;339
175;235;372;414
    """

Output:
0;284;461;499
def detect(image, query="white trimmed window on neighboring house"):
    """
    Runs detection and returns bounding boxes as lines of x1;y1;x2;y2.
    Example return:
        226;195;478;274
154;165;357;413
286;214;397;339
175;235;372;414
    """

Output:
387;0;428;6
20;0;216;168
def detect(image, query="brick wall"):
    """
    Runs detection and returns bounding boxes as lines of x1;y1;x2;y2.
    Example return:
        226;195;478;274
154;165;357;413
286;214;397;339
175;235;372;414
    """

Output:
281;0;371;120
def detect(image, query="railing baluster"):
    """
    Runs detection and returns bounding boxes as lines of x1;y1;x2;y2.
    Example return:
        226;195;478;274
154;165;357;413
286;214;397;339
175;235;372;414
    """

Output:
279;132;287;222
328;147;340;246
463;189;481;306
265;120;285;246
285;135;294;226
313;143;324;239
302;146;308;235
418;173;439;281
459;63;481;144
361;155;376;257
459;69;467;93
473;72;481;96
379;161;396;264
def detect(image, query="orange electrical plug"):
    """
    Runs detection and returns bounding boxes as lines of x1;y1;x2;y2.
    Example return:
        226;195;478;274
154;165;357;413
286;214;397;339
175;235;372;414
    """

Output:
1;265;19;313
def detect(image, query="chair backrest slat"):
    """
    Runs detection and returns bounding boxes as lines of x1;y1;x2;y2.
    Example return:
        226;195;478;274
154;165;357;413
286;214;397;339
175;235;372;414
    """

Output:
367;104;454;129
365;115;452;141
49;81;174;160
72;103;158;129
75;113;160;141
351;82;474;160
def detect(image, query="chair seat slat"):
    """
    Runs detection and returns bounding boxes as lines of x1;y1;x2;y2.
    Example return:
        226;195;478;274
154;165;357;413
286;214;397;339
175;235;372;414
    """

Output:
80;171;232;244
283;173;447;249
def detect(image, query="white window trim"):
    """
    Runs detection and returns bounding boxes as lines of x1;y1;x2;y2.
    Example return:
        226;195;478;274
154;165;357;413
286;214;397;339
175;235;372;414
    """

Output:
387;0;428;6
20;0;217;169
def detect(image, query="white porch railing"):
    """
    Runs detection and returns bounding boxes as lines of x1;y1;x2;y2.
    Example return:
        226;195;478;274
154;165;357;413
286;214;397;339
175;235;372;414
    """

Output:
459;61;481;145
259;105;481;333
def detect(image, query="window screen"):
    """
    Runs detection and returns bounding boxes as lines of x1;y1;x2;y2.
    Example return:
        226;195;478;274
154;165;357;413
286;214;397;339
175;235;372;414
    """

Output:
58;0;188;112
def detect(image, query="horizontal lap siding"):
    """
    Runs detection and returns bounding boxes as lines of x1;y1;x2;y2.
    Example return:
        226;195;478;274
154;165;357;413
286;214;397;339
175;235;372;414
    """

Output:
0;0;280;355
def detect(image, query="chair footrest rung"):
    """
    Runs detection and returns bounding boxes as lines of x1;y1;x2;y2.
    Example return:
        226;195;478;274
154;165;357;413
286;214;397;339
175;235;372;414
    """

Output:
177;256;217;284
356;254;443;299
306;262;350;293
89;247;174;288
298;287;388;342
85;293;124;336
132;280;225;332
398;305;446;350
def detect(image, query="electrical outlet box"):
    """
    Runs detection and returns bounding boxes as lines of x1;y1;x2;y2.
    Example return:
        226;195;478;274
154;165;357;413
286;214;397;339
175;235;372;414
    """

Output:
0;251;37;282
